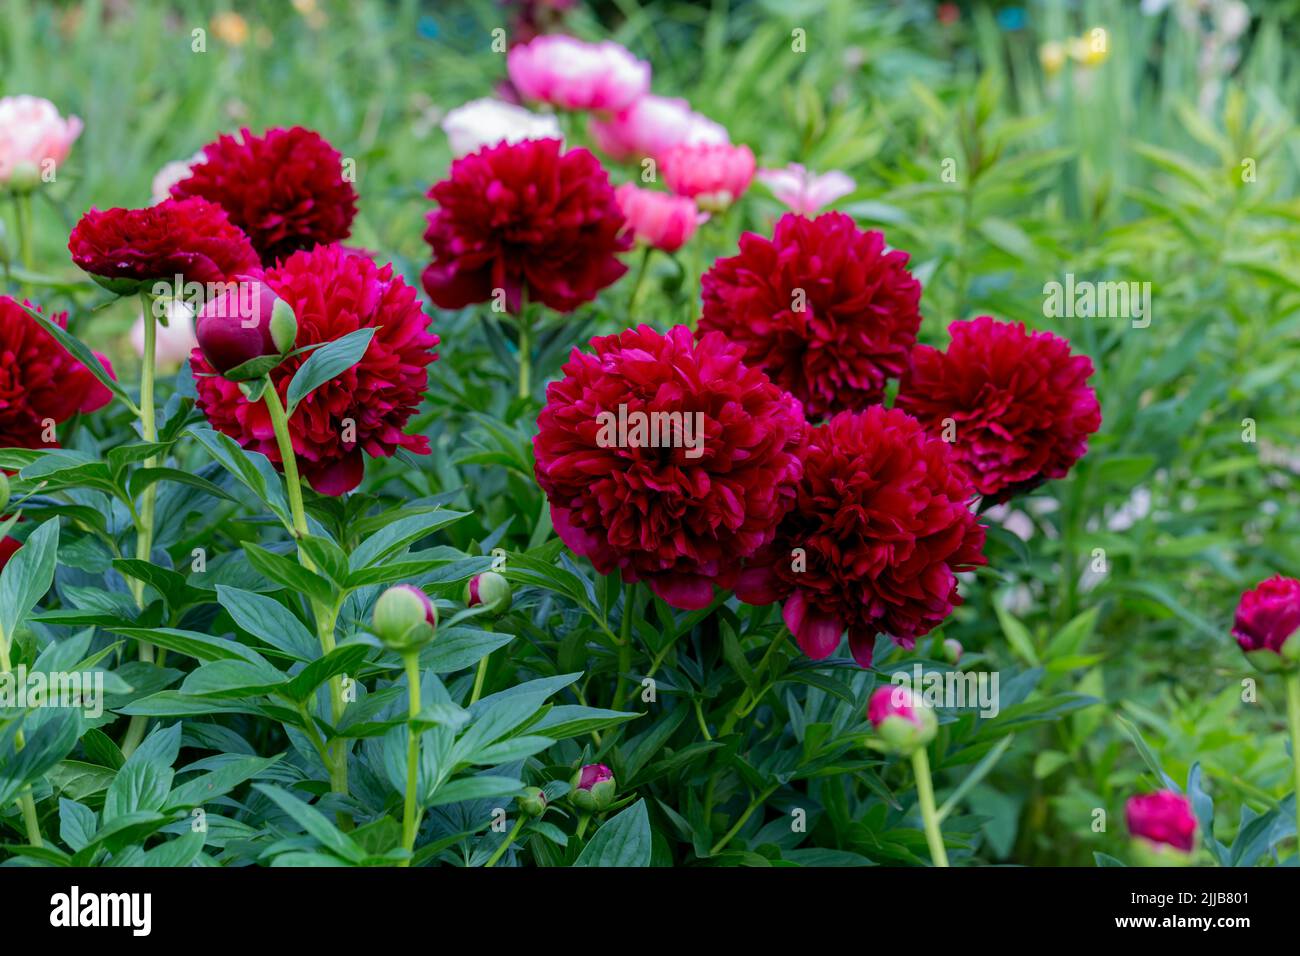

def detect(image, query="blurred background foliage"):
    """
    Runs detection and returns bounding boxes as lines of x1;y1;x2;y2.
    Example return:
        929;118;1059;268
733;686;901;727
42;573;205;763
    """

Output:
3;0;1298;864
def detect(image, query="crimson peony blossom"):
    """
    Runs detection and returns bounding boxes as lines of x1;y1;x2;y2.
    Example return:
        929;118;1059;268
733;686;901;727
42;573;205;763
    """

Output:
1232;575;1300;665
68;197;260;294
895;315;1102;504
534;324;805;610
190;245;438;496
0;536;19;572
698;213;922;419
421;138;629;314
1126;791;1197;854
171;126;358;265
736;406;986;666
661;141;755;212
0;296;113;450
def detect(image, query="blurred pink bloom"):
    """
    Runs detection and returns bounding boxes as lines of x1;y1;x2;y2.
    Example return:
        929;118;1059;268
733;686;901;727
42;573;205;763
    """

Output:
615;184;703;253
441;97;562;157
0;95;83;188
507;35;650;112
589;94;728;163
132;298;198;369
756;163;855;216
662;142;755;212
151;152;206;204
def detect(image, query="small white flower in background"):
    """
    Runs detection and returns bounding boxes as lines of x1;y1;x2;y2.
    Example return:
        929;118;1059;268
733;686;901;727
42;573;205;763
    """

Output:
132;298;198;368
756;163;855;216
441;98;562;158
0;95;83;189
150;152;206;204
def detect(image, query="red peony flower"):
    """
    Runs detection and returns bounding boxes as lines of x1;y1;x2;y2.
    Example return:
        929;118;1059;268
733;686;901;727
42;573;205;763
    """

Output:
698;213;922;419
421;138;629;314
68;197;260;294
190;245;438;496
0;536;19;572
1232;575;1300;664
895;315;1102;504
1126;791;1197;854
736;406;986;666
171;126;358;265
0;296;113;450
533;324;805;610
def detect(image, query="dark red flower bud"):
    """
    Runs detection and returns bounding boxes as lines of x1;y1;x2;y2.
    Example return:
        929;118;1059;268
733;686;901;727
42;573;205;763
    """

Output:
195;278;297;380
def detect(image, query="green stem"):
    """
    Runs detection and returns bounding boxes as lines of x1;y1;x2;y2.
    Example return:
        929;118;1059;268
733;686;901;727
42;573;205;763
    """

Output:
911;746;949;867
13;193;33;298
484;815;526;868
470;653;490;706
0;630;42;846
709;783;777;856
612;580;635;711
1285;672;1300;852
719;634;786;736
627;245;653;316
400;652;422;865
516;310;533;400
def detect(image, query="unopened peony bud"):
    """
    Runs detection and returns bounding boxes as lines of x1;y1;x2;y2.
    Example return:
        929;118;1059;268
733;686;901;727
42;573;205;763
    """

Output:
517;786;548;818
195;279;298;381
570;763;616;812
1232;575;1300;671
372;584;438;652
465;571;512;615
943;638;963;664
867;685;937;756
1126;791;1197;866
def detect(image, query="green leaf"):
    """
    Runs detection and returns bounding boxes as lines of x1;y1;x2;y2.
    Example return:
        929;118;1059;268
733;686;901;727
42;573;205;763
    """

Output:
284;642;371;702
216;585;318;661
243;543;336;607
189;427;291;527
255;784;365;863
347;510;471;570
0;519;60;643
285;327;376;415
181;659;288;699
107;626;266;664
59;798;98;852
573;799;652;866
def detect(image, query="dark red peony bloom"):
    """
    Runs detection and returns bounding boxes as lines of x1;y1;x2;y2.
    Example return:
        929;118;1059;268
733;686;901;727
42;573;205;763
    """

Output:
171;126;358;265
1126;791;1197;853
0;296;113;450
736;406;986;666
534;324;805;610
1232;575;1300;663
895;315;1102;504
68;197;260;293
421;138;629;314
698;213;922;419
0;536;20;572
190;245;438;495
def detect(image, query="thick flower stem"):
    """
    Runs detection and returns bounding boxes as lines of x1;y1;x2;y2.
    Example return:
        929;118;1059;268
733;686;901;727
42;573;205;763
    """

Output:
1285;671;1300;849
400;651;423;866
709;783;777;856
262;382;351;811
121;294;160;759
13;193;34;297
627;245;653;317
611;580;636;712
470;648;490;706
911;746;949;867
0;635;42;847
484;815;526;868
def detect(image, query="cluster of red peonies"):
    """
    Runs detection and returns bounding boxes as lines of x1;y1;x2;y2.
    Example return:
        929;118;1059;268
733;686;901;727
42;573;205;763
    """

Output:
736;406;987;666
68;197;260;293
190;244;438;496
1125;790;1198;858
0;296;113;450
421;138;630;314
896;315;1102;504
171;126;357;265
1232;575;1300;667
699;213;922;419
533;324;805;610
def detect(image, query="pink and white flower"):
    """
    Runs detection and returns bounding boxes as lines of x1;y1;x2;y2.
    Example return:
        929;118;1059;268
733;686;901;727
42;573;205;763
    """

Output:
507;35;650;112
440;98;562;158
589;94;728;163
0;96;83;189
756;163;855;216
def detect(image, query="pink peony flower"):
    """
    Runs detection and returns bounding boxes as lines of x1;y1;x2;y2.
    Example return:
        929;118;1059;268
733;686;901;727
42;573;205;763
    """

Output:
589;94;728;163
0;96;83;188
440;98;562;158
615;184;703;254
662;142;755;212
1126;791;1197;854
507;35;650;112
756;163;855;216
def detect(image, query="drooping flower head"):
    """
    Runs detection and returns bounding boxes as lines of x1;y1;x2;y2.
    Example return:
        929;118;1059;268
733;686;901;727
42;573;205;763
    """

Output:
441;98;562;158
662;141;755;212
534;324;805;610
589;94;728;164
895;315;1102;504
756;163;855;216
68;197;260;294
421;138;629;314
190;244;438;495
699;213;921;419
507;35;649;112
0;297;113;450
171;126;358;265
736;406;986;666
1232;575;1300;668
615;184;703;254
1126;791;1197;859
0;96;83;190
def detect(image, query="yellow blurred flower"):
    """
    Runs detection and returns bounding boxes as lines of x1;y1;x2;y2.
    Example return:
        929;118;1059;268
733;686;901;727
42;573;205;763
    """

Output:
1070;28;1109;67
211;11;249;47
1039;41;1066;76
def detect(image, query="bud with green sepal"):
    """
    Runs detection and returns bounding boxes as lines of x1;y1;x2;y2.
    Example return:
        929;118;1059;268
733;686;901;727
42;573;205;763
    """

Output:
570;764;616;812
373;584;438;652
465;570;512;615
195;278;298;382
518;787;548;818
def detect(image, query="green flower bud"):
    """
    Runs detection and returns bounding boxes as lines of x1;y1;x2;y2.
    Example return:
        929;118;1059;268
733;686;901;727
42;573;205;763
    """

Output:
465;571;512;615
517;786;548;818
372;584;438;652
942;638;963;665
